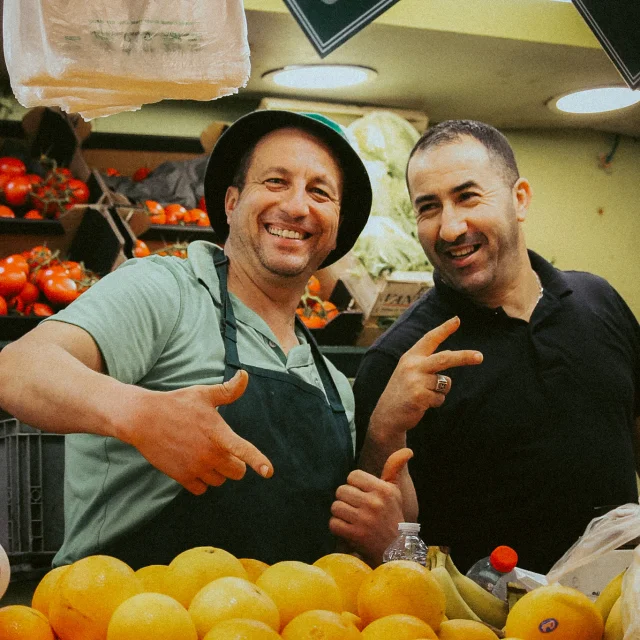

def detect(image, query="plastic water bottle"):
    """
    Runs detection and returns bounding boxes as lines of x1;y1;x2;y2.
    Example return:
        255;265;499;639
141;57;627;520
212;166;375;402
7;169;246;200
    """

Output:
465;545;518;598
382;522;428;566
0;543;10;600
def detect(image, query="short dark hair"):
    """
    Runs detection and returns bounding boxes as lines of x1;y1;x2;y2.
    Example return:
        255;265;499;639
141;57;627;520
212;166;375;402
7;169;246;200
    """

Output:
408;120;520;186
231;145;255;192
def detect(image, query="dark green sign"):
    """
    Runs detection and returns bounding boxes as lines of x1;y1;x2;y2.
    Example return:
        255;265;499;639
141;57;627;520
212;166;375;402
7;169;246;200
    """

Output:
572;0;639;89
283;0;401;58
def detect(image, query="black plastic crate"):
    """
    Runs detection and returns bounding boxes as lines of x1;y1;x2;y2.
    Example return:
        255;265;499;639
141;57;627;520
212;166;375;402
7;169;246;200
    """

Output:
0;419;65;568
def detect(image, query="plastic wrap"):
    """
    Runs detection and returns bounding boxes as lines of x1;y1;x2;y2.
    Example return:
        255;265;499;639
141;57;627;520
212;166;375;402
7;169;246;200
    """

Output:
546;503;640;638
3;0;250;120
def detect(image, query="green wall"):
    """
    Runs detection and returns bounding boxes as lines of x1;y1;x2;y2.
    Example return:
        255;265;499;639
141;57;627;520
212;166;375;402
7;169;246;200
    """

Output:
507;129;640;317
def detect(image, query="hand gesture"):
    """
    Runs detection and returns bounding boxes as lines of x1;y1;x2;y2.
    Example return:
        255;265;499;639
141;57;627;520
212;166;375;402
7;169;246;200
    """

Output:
370;316;482;437
123;370;273;495
330;448;413;566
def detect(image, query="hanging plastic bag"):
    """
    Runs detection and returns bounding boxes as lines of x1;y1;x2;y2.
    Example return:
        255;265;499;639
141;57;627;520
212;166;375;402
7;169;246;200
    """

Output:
2;0;250;120
547;504;640;584
546;503;640;638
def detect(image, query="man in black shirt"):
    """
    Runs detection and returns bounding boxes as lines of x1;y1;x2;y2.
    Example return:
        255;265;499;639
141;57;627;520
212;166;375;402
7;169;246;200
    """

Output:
330;120;640;572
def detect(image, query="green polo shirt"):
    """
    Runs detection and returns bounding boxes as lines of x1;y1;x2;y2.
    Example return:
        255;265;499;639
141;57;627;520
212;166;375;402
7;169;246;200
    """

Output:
47;241;355;566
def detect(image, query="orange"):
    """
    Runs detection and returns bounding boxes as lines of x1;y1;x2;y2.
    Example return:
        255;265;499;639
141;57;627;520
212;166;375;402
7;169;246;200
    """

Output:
107;592;197;640
48;554;143;640
314;553;373;615
360;613;437;640
240;558;270;583
357;560;445;631
281;609;361;639
504;583;603;640
163;546;248;608
203;618;282;640
188;576;280;638
256;560;342;628
0;605;55;640
135;564;169;593
31;564;71;618
437;619;499;639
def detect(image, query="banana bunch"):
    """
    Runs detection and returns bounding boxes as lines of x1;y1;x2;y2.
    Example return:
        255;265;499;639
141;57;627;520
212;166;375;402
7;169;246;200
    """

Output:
426;546;509;630
595;569;625;640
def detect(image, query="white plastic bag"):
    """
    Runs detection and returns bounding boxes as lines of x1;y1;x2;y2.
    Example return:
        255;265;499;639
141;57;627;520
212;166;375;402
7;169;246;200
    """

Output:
547;503;640;639
547;504;640;584
3;0;250;120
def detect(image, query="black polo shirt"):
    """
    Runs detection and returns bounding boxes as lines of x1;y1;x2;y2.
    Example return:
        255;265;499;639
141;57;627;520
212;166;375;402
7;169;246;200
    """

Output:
354;251;640;573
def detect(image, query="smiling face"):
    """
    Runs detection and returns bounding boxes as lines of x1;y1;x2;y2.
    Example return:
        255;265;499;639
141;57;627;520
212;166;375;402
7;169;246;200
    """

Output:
407;136;532;302
224;127;343;281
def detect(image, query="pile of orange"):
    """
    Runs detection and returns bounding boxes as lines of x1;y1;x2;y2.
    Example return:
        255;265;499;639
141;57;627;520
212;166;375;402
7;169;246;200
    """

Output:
0;546;606;640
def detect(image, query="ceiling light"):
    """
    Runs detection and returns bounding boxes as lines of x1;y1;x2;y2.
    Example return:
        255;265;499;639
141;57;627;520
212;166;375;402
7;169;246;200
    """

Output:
262;65;377;90
551;87;640;114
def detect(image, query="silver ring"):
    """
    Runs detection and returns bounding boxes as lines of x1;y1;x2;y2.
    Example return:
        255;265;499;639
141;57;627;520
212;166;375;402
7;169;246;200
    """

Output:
435;374;448;393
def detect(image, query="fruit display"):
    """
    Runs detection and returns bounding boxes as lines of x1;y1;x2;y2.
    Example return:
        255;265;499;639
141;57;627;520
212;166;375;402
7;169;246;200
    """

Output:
143;199;210;227
1;542;623;640
0;245;100;318
0;156;89;220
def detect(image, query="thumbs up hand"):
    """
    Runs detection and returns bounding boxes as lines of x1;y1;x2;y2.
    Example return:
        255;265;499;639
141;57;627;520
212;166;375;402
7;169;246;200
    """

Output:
329;448;414;566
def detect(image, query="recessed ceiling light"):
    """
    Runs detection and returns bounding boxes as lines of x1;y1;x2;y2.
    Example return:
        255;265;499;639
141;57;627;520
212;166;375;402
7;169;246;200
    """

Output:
551;87;640;114
262;65;377;90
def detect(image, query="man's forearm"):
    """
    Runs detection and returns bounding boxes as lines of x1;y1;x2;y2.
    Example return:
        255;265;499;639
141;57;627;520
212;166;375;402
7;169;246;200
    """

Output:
0;337;138;441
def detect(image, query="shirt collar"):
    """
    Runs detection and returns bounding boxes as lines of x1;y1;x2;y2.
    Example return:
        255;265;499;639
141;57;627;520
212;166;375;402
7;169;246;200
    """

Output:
187;240;225;303
433;249;573;317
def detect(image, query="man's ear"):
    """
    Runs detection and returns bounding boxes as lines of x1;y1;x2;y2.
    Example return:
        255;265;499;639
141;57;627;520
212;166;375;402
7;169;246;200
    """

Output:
224;186;240;224
513;177;532;222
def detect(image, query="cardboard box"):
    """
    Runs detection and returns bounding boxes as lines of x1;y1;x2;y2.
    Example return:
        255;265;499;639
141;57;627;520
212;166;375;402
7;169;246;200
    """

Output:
325;253;434;321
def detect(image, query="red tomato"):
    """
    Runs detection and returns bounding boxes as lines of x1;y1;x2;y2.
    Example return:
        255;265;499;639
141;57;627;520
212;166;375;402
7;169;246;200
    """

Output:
198;195;207;212
24;209;44;219
16;281;40;306
132;167;151;182
322;301;339;321
8;295;24;313
34;265;68;290
0;205;15;218
44;167;72;185
0;295;7;315
32;185;60;217
133;239;151;258
0;157;26;176
25;245;53;267
26;174;42;187
106;167;121;177
42;275;79;306
164;204;188;224
0;264;28;298
145;200;166;224
60;261;83;280
196;212;210;227
186;208;207;225
1;254;29;275
4;175;32;207
66;179;90;205
25;302;54;317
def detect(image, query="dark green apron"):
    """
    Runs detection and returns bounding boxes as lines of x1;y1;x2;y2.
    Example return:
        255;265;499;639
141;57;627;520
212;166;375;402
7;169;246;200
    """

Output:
100;255;353;568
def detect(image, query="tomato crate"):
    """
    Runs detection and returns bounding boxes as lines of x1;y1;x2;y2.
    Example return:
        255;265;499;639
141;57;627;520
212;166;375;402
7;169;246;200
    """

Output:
0;419;65;569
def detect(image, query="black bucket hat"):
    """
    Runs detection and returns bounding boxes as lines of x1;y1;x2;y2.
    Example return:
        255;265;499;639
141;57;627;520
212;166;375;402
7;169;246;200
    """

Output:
203;110;372;268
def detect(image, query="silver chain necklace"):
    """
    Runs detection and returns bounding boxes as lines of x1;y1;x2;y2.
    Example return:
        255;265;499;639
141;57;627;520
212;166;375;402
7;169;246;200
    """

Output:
535;272;544;302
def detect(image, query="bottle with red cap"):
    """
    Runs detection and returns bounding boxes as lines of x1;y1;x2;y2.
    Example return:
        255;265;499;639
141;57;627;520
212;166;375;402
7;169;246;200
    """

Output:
465;545;518;600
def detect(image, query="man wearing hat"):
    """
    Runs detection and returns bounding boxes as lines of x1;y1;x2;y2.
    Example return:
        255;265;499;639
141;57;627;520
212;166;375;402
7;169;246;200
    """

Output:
0;110;376;568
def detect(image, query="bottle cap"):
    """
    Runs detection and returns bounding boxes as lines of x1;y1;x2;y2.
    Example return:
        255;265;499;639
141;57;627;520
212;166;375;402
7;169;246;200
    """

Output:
398;522;421;534
489;545;518;573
